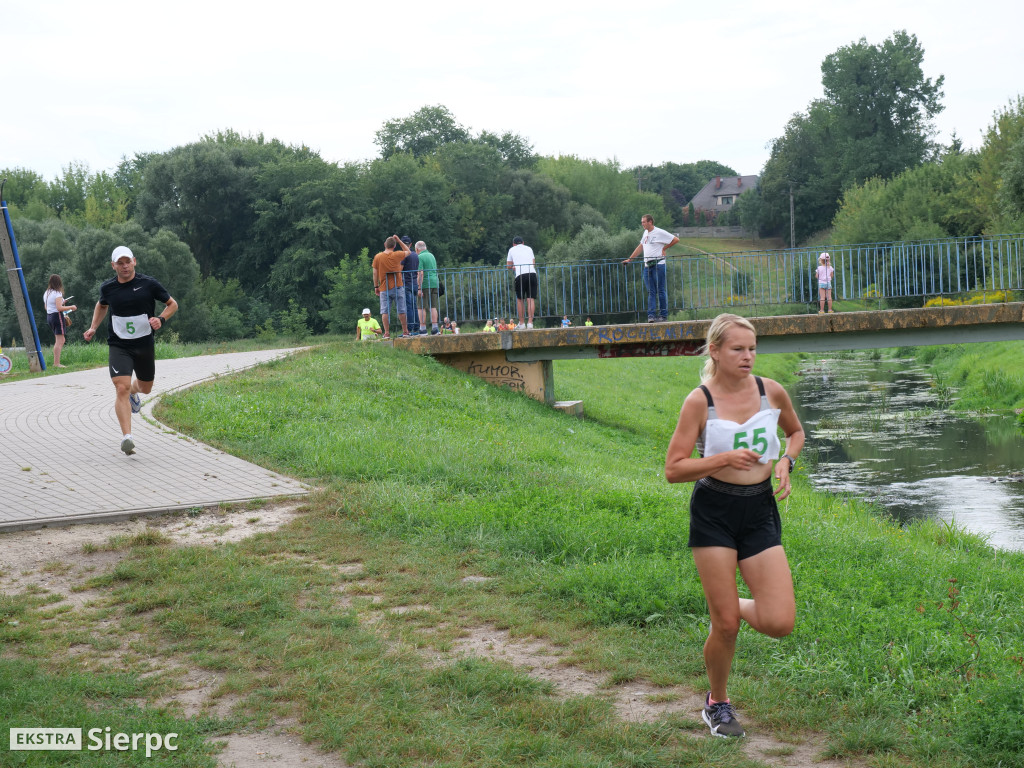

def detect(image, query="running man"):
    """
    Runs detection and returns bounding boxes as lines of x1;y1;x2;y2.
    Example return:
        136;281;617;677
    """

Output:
83;246;178;455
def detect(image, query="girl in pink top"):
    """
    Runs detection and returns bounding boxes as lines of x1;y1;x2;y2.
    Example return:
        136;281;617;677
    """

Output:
816;253;835;314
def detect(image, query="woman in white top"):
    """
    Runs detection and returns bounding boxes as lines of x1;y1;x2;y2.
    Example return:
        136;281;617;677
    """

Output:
816;252;835;314
664;313;804;738
42;274;77;368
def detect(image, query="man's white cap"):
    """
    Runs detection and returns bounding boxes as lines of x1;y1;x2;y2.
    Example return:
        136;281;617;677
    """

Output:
111;245;134;262
361;308;371;315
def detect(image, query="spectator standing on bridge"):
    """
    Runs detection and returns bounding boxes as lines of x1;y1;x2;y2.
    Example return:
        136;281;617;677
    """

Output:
664;313;804;739
371;235;411;339
506;236;538;329
356;308;382;341
400;236;421;335
623;214;678;322
415;241;440;335
817;253;835;314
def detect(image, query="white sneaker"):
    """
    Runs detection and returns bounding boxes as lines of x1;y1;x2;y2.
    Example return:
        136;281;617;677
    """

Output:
120;436;136;455
526;323;534;329
515;323;526;330
129;393;142;414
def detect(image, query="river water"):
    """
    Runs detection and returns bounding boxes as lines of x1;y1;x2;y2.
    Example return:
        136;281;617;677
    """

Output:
791;355;1024;552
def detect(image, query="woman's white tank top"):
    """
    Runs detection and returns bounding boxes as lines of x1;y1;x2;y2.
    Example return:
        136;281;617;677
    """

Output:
695;376;781;465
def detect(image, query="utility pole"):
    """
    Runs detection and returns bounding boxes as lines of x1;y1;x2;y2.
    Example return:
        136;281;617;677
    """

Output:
789;182;796;248
1;181;44;371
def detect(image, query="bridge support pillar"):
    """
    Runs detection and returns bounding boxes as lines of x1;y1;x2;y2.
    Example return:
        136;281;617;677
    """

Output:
442;350;555;405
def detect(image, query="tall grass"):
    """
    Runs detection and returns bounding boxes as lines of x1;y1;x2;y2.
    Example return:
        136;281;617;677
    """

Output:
913;340;1024;425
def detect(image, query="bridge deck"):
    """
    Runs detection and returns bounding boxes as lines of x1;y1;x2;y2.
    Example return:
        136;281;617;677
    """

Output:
393;303;1024;405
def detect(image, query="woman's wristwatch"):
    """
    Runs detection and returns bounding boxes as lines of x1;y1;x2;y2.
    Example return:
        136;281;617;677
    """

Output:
782;454;796;471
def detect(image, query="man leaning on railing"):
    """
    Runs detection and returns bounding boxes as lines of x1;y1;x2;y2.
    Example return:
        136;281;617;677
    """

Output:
623;214;679;323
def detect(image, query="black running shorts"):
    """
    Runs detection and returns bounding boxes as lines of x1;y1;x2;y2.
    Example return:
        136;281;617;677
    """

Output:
108;343;156;382
514;273;539;300
688;477;782;560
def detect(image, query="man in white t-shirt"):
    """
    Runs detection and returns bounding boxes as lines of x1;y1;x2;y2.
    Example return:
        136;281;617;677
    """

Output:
622;214;679;322
506;236;538;329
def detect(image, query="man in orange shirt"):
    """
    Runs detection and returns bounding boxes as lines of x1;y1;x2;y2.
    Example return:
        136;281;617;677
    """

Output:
371;235;412;338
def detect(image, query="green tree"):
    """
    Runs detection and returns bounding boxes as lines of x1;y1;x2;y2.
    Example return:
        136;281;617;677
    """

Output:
997;135;1024;230
831;150;984;244
821;30;944;185
360;152;461;260
47;162;91;219
759;30;944;244
476;130;536;169
321;249;374;334
248;157;369;328
0;168;49;210
976;96;1024;228
374;105;471;159
536;155;669;231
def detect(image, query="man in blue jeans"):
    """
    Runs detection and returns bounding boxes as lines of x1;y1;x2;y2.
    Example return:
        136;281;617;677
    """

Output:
400;235;420;334
622;214;679;322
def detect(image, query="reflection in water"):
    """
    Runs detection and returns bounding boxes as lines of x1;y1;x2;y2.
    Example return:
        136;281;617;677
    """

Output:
793;356;1024;552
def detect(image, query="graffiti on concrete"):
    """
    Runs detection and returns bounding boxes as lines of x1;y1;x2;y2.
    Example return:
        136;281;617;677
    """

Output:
466;360;526;390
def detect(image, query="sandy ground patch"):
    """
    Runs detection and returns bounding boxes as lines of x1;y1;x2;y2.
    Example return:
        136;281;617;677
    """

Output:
434;624;856;768
215;720;352;768
0;500;353;768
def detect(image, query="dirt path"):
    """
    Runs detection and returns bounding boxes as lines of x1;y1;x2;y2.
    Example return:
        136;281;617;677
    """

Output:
1;504;856;768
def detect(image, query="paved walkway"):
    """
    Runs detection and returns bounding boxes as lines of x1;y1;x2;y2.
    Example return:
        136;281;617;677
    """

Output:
0;349;311;532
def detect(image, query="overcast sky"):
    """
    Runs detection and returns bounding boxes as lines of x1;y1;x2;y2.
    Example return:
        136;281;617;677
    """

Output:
3;0;1022;183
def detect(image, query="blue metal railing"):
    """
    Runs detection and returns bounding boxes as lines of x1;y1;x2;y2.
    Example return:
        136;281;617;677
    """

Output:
422;234;1024;325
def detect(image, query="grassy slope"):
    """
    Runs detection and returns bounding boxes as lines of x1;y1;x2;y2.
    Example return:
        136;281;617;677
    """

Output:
908;340;1024;425
3;342;1023;767
159;344;1024;766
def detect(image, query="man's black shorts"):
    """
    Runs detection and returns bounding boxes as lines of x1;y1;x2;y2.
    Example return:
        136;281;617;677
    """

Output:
514;273;539;299
108;343;156;382
688;476;782;560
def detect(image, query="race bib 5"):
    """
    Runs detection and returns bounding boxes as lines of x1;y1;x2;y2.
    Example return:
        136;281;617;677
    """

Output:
111;313;152;340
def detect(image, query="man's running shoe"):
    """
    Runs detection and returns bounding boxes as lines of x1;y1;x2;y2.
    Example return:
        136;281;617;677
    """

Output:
702;694;745;738
129;393;142;414
515;323;526;330
526;322;534;329
120;436;136;456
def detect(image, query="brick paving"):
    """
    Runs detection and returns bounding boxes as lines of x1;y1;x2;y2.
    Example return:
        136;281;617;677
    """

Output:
0;349;310;531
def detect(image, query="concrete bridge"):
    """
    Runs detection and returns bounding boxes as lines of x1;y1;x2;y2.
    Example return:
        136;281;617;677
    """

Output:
394;302;1024;407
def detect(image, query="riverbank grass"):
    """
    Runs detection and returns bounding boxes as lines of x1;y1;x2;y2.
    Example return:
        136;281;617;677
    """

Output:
3;343;1023;767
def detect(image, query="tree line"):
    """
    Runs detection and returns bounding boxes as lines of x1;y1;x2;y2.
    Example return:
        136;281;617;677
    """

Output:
730;30;1024;246
1;110;734;343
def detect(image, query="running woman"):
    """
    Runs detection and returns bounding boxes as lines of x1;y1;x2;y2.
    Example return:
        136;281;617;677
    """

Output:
664;313;804;738
83;246;178;455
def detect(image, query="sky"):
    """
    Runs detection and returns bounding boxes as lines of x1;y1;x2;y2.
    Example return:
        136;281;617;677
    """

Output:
3;0;1022;183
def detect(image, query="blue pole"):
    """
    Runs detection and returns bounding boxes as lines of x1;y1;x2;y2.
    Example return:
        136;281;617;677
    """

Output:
2;199;46;371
